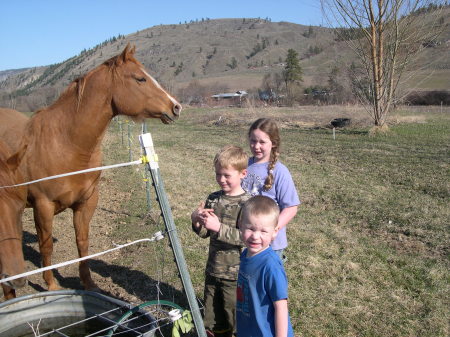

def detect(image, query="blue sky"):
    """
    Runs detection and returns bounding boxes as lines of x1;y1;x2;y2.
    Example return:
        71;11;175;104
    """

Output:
0;0;324;71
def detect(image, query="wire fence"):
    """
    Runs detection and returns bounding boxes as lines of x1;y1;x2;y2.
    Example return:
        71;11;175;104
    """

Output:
0;118;202;336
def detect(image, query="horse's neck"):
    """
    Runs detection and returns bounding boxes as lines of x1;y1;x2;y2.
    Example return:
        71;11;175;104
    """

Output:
42;100;113;155
70;108;112;155
57;68;114;154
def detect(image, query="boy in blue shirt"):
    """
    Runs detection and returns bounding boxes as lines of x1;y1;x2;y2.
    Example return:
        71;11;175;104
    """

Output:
236;195;294;337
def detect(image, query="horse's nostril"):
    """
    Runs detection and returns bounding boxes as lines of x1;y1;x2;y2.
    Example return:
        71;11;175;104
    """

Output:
173;104;182;116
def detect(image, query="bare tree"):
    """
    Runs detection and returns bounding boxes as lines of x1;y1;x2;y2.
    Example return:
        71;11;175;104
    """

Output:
262;72;284;94
177;80;230;105
321;0;447;126
9;94;16;109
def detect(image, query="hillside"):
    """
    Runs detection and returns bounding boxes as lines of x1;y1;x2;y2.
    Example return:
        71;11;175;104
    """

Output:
0;13;449;111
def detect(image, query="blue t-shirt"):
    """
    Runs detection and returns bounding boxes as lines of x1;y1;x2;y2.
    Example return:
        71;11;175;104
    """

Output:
241;158;300;250
236;247;294;337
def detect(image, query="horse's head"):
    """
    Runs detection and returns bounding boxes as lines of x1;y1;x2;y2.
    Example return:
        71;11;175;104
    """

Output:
106;44;182;124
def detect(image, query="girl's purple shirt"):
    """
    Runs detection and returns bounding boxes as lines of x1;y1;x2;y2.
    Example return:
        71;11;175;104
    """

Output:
241;158;300;250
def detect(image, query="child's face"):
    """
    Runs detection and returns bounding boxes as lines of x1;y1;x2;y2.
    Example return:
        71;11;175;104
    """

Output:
240;213;278;257
249;129;273;163
215;165;247;196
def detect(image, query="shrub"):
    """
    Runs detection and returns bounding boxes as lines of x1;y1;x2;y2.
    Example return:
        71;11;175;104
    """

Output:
404;91;450;105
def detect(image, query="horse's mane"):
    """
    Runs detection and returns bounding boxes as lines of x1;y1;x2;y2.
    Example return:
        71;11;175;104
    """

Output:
46;44;140;112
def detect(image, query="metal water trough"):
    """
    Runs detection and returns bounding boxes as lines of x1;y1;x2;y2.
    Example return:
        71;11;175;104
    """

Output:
0;290;157;337
330;118;351;128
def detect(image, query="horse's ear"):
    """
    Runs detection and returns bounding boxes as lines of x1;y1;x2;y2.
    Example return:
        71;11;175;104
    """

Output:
6;144;27;171
120;43;136;62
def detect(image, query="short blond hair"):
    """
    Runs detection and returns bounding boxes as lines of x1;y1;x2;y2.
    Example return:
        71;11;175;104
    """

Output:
214;145;248;171
240;195;279;228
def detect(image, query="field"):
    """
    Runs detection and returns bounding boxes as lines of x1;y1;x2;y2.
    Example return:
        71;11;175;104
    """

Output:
9;105;450;336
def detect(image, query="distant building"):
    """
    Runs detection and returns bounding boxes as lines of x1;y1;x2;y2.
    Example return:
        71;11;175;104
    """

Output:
211;90;248;106
211;90;248;100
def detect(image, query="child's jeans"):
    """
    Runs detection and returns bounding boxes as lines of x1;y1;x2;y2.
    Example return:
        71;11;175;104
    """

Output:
274;249;287;264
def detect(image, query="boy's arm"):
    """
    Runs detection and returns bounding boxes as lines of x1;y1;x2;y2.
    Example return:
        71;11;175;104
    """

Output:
216;203;246;245
201;195;245;245
202;212;242;245
203;211;243;244
273;299;289;337
217;222;243;246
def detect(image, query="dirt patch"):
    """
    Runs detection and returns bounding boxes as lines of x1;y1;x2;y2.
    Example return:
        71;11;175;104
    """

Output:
198;104;377;130
389;114;428;124
13;173;143;303
6;132;162;306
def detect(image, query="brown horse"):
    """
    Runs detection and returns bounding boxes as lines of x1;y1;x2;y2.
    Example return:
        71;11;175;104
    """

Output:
0;44;181;291
0;142;27;300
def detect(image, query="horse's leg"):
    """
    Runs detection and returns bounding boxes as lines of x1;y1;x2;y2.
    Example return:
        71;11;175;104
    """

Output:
1;284;16;300
33;199;59;291
73;188;99;291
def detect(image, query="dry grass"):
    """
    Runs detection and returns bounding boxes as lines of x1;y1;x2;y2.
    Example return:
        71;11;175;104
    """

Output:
100;105;449;336
12;105;446;336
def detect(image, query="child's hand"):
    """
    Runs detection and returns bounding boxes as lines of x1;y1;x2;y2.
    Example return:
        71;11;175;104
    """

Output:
191;202;213;224
201;211;221;233
191;202;204;223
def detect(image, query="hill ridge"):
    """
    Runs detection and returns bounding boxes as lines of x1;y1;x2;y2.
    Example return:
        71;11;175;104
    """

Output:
1;14;449;111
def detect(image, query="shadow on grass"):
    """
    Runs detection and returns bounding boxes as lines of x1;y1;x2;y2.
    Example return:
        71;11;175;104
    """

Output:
23;230;84;293
338;129;369;135
89;259;189;307
23;231;41;266
22;231;189;308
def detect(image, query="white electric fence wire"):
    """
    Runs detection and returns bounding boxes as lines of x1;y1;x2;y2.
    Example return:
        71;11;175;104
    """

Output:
0;159;143;189
0;231;165;285
1;129;186;336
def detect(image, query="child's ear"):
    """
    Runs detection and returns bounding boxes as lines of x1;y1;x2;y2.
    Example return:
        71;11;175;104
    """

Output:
272;225;279;240
240;168;247;179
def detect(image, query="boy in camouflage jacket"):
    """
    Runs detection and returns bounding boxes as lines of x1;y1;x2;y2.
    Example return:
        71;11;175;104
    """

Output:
191;145;251;337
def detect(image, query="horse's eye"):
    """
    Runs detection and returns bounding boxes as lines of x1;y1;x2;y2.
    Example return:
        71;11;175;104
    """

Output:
136;77;146;83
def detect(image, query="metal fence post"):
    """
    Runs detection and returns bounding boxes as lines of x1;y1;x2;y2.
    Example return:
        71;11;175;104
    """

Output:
141;122;152;211
139;133;206;337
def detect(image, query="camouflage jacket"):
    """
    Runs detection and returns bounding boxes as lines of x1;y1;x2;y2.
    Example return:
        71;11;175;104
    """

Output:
192;190;251;280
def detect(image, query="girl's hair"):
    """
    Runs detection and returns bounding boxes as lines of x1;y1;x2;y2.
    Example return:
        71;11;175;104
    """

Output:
248;118;280;191
214;145;248;171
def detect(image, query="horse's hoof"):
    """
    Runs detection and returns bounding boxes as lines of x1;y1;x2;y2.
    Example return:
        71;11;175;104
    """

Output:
86;286;102;293
48;284;61;291
83;281;101;293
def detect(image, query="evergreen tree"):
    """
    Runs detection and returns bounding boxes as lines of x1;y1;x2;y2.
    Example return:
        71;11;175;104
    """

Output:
283;49;303;93
228;57;238;69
